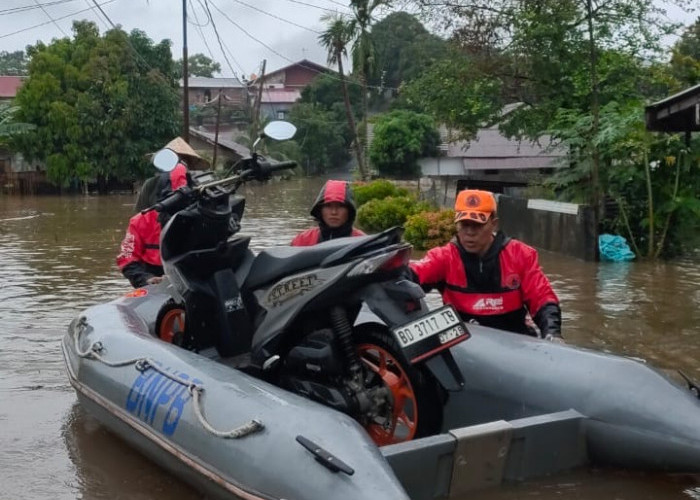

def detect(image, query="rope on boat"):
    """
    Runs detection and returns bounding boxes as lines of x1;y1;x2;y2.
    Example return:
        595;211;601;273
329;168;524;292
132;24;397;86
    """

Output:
189;385;265;438
72;315;265;439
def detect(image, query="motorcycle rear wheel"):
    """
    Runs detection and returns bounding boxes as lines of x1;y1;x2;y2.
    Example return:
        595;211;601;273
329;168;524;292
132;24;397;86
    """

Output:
155;300;186;345
355;328;443;445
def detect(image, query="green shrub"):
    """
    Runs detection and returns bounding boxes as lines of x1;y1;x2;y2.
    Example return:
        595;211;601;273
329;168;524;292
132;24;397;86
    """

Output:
352;179;410;207
404;209;456;250
356;196;431;233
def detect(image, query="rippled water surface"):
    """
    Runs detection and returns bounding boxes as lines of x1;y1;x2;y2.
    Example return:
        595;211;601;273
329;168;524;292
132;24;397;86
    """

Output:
1;177;699;500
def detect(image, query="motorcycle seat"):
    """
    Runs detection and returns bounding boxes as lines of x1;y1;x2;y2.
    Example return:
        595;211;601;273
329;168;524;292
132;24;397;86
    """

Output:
244;235;375;289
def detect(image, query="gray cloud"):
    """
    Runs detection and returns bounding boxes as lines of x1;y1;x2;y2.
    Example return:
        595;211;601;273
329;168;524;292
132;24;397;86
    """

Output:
1;0;349;78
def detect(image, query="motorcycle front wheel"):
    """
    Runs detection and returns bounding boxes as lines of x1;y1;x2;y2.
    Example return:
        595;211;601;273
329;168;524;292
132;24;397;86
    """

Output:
355;328;443;446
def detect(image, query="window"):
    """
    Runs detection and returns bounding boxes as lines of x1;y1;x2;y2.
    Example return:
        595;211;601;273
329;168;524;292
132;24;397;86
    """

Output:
277;110;286;119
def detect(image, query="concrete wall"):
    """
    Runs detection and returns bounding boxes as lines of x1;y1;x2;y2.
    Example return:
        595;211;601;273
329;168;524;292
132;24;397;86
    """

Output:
497;195;598;261
417;178;598;261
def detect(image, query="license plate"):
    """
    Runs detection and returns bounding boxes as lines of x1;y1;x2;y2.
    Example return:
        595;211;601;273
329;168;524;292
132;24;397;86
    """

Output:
392;306;469;363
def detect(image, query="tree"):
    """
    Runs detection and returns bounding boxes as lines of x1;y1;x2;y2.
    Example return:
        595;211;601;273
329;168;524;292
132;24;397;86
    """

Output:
0;103;34;146
406;0;692;249
0;50;28;76
288;103;350;174
349;0;393;178
369;12;447;91
319;14;366;178
12;21;180;191
399;56;502;139
669;17;700;88
174;53;221;78
369;109;440;177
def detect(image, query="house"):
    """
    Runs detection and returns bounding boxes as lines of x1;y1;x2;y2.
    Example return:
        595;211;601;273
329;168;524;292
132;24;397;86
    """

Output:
188;127;250;170
0;76;49;194
249;59;334;121
645;83;700;138
183;76;248;107
181;77;250;133
0;76;24;103
417;105;568;207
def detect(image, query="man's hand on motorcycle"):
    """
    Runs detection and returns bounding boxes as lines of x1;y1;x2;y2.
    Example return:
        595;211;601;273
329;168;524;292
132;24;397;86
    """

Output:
147;276;164;285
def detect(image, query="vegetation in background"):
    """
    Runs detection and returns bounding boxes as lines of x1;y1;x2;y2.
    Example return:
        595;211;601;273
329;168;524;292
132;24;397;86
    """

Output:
404;209;456;250
319;13;365;178
352;178;409;207
356;195;431;233
0;50;29;76
173;53;221;78
369;109;440;177
11;21;180;191
0;103;34;146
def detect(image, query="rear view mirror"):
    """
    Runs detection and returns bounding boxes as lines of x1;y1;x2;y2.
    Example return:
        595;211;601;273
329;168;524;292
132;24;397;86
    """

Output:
152;148;179;172
263;121;297;141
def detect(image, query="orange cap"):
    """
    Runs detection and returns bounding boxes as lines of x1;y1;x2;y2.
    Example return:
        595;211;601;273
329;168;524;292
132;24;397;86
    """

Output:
454;189;496;224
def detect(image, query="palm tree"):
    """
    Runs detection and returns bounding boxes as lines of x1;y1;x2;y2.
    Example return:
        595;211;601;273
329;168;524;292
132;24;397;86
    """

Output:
319;14;367;180
349;0;388;178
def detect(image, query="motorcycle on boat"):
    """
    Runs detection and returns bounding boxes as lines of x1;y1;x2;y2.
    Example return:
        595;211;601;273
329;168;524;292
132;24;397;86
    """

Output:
147;121;470;445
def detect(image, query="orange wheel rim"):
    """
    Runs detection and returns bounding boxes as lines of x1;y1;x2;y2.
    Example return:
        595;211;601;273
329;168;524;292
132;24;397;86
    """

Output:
357;343;418;446
159;308;185;343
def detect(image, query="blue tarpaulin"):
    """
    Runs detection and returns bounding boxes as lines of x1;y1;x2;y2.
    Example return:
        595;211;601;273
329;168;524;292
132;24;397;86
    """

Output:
599;234;636;262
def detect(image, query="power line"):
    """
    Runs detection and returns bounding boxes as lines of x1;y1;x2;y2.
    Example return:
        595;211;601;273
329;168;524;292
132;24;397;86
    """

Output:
84;0;110;30
208;0;399;93
33;0;69;37
201;0;244;79
278;0;343;14
189;0;216;61
228;0;322;34
0;0;118;40
0;0;79;16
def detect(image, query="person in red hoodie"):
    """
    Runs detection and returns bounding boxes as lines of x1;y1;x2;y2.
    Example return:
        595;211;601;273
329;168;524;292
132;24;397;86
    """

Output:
291;180;365;246
410;189;563;341
116;158;190;288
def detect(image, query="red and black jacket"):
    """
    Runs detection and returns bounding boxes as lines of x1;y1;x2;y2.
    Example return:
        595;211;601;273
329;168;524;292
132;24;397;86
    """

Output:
291;180;365;246
410;232;561;336
117;164;189;288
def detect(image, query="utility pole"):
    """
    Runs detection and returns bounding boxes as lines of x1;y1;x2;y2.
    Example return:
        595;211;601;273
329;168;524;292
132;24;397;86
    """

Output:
253;59;266;136
213;89;222;169
182;0;190;142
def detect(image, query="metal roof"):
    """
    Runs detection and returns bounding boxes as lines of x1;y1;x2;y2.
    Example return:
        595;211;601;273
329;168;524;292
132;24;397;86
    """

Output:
0;76;24;98
447;128;566;160
645;83;700;133
181;77;245;89
189;128;251;157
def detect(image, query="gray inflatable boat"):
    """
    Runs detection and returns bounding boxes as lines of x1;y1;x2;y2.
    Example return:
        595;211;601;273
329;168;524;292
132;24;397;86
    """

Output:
62;284;700;500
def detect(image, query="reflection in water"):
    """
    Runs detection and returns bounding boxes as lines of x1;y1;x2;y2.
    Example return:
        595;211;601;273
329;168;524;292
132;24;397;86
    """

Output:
1;180;699;500
63;404;201;500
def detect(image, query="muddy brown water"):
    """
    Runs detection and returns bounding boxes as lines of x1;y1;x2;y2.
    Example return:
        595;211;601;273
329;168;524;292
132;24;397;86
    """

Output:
1;177;699;500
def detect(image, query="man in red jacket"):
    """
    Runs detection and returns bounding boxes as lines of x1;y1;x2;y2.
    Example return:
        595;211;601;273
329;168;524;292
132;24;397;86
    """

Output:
116;160;190;288
291;180;365;246
410;189;563;341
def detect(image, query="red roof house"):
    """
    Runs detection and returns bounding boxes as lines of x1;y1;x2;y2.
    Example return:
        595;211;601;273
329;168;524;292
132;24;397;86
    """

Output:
0;76;25;99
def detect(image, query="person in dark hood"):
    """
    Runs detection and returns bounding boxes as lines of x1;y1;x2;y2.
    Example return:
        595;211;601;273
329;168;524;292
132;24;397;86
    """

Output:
291;180;365;246
409;189;563;342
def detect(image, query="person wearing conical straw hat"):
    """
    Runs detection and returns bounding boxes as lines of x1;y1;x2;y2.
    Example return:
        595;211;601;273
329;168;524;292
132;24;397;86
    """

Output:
119;138;208;288
134;137;210;212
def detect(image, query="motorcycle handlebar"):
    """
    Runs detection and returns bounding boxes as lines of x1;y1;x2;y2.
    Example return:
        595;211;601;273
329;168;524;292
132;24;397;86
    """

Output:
151;186;193;215
257;160;297;178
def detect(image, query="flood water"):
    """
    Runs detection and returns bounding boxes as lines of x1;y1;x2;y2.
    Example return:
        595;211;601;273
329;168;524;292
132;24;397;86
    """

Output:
1;176;699;500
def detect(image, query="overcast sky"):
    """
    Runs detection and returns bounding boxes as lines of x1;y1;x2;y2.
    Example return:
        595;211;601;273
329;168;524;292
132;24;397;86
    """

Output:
1;0;696;81
0;0;359;80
